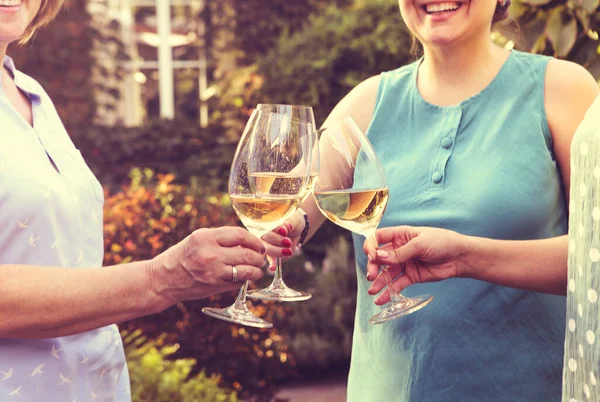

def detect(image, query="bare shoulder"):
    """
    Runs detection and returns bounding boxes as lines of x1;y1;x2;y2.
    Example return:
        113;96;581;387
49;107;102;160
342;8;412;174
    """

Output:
322;75;382;133
545;59;598;117
545;59;599;142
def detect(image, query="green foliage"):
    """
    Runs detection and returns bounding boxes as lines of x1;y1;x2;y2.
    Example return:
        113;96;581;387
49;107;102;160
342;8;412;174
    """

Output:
256;0;413;125
74;119;237;193
508;0;600;76
233;0;352;64
124;330;239;402
8;0;96;131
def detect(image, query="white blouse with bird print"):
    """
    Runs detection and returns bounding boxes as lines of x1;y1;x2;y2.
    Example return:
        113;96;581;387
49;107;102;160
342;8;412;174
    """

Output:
0;55;130;401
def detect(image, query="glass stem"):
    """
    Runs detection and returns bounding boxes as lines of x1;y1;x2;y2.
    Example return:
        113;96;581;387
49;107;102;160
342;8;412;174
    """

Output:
381;266;407;304
234;281;249;307
273;258;285;285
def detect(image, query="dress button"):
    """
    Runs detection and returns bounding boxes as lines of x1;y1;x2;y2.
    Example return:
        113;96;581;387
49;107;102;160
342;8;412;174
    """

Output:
432;171;443;184
441;138;453;149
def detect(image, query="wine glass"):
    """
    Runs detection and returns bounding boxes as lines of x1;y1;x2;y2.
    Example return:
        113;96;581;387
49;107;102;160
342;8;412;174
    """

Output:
247;104;319;302
202;109;312;328
313;116;433;325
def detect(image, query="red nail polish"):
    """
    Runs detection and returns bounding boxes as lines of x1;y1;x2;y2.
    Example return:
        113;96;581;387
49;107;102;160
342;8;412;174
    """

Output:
281;238;292;247
277;227;288;236
282;249;293;257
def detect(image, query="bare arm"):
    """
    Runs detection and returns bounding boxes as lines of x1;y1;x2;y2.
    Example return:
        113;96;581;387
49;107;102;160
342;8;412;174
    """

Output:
364;227;568;305
460;234;568;295
0;227;266;339
0;261;159;339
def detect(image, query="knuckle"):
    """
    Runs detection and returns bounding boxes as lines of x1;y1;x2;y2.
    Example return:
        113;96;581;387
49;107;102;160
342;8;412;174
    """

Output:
241;249;254;264
234;227;248;243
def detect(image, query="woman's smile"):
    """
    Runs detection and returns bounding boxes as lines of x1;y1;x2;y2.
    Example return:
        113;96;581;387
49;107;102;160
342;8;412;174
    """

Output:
418;1;465;22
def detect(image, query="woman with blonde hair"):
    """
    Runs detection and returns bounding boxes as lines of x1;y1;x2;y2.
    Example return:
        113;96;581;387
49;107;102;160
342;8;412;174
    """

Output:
0;2;266;400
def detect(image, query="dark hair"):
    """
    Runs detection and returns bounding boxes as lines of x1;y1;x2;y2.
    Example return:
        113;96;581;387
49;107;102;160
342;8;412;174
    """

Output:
493;0;512;24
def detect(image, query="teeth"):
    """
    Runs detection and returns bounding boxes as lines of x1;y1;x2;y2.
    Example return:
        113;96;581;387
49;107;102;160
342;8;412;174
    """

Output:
0;0;21;5
426;2;460;13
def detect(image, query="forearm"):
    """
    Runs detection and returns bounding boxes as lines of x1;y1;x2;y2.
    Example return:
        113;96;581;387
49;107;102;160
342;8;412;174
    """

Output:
0;261;169;339
460;234;568;295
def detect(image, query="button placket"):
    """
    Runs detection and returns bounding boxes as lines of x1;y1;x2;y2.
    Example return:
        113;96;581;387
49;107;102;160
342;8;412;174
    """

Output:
429;109;461;188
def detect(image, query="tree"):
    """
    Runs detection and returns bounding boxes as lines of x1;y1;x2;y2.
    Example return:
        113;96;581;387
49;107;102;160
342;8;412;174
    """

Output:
508;0;600;77
255;0;413;125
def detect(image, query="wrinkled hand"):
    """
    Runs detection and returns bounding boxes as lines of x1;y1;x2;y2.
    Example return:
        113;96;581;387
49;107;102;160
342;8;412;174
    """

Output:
363;226;465;305
261;209;306;270
149;227;266;303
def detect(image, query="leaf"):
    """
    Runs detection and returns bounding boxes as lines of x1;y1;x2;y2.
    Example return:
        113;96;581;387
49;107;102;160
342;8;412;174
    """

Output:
520;0;553;6
582;0;599;13
546;8;579;57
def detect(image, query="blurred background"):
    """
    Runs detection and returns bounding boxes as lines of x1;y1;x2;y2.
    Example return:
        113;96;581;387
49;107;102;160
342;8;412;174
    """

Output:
8;0;599;400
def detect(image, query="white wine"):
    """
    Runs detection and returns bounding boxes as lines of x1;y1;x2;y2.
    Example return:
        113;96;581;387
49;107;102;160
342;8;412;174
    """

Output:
249;172;317;197
231;194;301;235
313;188;389;237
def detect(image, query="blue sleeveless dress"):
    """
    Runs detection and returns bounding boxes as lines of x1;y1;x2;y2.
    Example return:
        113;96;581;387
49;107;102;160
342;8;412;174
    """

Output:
349;50;567;402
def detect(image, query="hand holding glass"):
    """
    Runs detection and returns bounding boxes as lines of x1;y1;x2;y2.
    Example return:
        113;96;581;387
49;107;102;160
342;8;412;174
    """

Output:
202;110;312;328
313;117;433;324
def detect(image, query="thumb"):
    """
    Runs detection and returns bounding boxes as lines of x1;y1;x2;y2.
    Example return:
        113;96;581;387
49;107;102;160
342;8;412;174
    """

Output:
376;238;422;265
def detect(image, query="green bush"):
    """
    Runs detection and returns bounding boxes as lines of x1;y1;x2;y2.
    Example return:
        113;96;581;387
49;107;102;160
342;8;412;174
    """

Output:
124;330;239;402
74;119;237;193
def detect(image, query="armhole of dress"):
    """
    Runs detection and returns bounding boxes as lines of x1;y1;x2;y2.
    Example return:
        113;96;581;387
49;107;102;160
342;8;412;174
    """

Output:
365;72;387;137
539;57;555;158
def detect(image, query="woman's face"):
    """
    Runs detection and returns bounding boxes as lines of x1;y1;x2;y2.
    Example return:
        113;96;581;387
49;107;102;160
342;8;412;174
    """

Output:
0;0;42;47
399;0;498;48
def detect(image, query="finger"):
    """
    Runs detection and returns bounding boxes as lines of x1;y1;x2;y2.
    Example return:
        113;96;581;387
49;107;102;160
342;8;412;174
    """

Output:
221;247;265;268
375;275;412;306
219;264;263;283
364;241;395;282
363;236;379;281
262;230;286;246
214;227;265;254
368;265;405;296
374;226;419;246
375;238;421;265
286;209;307;237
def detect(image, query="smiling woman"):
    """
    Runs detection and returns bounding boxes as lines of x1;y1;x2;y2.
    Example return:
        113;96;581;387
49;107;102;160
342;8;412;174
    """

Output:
261;0;599;401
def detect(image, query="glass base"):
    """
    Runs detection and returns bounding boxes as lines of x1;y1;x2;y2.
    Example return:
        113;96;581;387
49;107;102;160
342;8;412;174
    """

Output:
247;279;312;302
369;294;433;325
202;303;273;329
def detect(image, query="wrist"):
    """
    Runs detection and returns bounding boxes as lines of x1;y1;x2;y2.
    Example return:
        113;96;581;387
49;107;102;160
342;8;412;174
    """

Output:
297;208;310;246
456;234;480;280
144;258;175;314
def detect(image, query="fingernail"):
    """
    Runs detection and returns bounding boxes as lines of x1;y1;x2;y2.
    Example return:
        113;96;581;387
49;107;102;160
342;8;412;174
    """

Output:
376;250;389;259
282;249;293;257
366;272;371;281
368;288;374;295
285;223;293;232
260;245;266;254
277;227;288;236
367;254;373;262
281;238;292;247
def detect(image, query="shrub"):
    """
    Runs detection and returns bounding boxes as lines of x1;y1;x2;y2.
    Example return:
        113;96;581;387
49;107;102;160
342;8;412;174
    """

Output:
75;119;237;193
124;330;239;402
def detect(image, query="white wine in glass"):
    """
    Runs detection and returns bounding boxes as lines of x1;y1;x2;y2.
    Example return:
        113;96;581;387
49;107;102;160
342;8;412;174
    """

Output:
314;116;433;325
202;109;312;328
246;104;319;302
